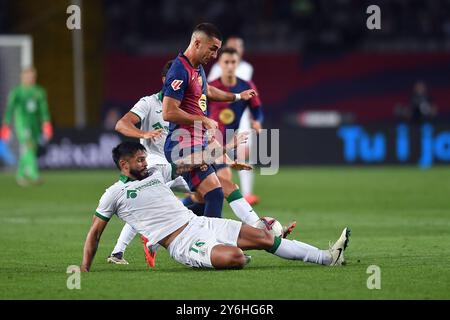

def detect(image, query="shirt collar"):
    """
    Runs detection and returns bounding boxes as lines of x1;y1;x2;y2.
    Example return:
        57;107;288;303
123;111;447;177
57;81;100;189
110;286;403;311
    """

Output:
179;53;199;70
157;90;163;101
119;174;134;183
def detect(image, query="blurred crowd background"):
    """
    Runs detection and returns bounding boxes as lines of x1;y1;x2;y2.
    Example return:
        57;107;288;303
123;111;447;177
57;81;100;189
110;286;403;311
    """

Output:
0;0;449;168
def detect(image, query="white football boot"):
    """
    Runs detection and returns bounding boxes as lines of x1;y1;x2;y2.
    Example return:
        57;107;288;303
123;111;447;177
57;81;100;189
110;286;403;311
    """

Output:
107;252;129;265
328;227;351;266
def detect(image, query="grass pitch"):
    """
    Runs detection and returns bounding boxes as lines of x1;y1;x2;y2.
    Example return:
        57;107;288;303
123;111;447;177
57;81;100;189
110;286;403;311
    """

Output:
0;167;449;299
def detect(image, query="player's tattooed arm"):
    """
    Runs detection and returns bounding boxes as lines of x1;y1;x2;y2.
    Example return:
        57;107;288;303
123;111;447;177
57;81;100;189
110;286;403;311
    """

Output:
116;112;163;140
171;161;208;176
81;217;108;272
207;84;257;102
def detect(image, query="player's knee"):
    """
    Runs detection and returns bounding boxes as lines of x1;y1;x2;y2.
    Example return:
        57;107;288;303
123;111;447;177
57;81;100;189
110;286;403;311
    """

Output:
191;192;204;204
227;248;246;269
212;246;246;269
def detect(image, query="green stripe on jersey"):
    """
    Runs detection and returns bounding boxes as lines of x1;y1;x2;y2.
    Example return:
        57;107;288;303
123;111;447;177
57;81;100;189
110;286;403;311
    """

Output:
95;212;110;222
129;111;142;122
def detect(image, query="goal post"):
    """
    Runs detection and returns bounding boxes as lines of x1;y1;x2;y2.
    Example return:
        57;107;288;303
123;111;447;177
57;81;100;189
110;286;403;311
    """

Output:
0;35;33;117
0;35;33;169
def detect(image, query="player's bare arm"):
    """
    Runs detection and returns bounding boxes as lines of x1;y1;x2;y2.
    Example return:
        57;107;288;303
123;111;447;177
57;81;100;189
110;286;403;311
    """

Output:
207;84;257;102
115;112;163;140
162;96;218;129
81;216;108;272
251;120;262;133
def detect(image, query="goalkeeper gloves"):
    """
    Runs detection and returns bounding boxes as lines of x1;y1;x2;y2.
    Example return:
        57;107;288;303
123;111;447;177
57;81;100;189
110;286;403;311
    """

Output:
0;125;10;141
42;122;53;141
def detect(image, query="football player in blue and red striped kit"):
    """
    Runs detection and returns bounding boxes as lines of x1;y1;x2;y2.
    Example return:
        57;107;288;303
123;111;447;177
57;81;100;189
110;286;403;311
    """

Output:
185;47;295;236
163;23;257;220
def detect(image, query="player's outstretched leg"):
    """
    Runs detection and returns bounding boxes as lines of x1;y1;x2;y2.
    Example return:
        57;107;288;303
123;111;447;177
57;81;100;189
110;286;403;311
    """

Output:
217;167;296;236
107;223;138;264
237;224;351;266
217;166;259;225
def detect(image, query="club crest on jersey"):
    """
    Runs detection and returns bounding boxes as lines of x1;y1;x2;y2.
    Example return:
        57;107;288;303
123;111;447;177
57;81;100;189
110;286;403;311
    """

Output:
198;94;207;113
197;75;203;87
219;108;235;125
171;80;183;91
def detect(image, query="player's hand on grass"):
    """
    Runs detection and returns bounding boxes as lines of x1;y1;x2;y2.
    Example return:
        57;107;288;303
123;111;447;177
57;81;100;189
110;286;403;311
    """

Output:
80;265;89;272
201;117;218;130
239;89;257;101
0;125;11;142
142;129;163;140
230;161;252;171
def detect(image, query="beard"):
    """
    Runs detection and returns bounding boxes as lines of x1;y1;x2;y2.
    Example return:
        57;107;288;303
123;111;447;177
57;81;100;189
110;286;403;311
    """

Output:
130;168;149;181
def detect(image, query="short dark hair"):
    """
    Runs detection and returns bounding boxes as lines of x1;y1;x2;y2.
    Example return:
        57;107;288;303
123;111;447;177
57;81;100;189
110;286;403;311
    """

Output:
219;47;239;59
193;23;223;41
112;141;146;170
162;60;173;77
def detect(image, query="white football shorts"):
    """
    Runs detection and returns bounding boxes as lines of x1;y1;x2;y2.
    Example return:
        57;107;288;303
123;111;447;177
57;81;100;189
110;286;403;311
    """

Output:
168;216;242;268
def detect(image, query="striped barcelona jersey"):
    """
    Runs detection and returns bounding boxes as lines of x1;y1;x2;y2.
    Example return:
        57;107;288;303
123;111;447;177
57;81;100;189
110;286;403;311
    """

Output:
207;77;263;145
163;53;208;158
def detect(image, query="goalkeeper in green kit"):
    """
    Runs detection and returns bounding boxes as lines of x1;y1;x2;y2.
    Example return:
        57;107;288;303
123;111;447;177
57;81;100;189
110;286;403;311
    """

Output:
0;67;53;186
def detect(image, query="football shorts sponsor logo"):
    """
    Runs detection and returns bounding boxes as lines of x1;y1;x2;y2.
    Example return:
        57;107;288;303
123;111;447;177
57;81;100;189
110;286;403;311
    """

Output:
171;80;183;91
219;108;235;125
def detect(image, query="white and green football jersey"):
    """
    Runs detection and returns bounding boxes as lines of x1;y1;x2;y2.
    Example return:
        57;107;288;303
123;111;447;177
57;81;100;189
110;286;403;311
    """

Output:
95;167;196;246
130;91;168;158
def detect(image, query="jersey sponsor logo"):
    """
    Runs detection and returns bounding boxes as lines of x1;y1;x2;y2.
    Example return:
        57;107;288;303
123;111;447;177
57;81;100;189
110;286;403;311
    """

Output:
219;108;235;125
127;190;137;199
135;179;162;191
171;79;183;91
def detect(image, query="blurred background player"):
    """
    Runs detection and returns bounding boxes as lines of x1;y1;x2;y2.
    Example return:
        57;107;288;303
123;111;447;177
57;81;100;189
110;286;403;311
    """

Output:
394;80;439;123
163;23;256;219
0;67;53;186
207;36;259;205
409;81;438;123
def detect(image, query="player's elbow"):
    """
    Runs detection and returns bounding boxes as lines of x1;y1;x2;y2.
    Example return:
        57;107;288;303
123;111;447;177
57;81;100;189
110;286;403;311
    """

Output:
115;119;125;134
